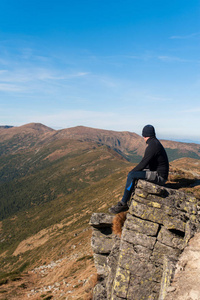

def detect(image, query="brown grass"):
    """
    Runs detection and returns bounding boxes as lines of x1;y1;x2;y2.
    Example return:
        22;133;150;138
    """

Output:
83;273;99;300
112;212;127;237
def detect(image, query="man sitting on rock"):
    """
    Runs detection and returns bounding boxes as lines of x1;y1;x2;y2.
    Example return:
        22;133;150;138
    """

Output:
109;125;169;214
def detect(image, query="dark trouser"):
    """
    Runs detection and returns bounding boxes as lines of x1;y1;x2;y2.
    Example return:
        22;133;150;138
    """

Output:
121;169;166;204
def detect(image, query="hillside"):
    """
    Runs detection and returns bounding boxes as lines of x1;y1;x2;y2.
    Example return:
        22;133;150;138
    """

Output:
0;123;200;299
0;158;131;299
0;123;55;156
0;138;129;220
56;126;145;162
1;123;200;162
1;123;200;221
56;126;200;162
0;157;199;299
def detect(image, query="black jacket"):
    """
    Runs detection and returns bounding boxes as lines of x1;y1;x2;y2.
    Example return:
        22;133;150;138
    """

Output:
132;137;169;179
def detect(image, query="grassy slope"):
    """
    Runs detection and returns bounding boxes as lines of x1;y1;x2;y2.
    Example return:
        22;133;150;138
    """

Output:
0;138;131;272
165;148;200;162
0;166;130;299
0;136;132;299
0;167;129;260
1;157;200;299
0;138;129;220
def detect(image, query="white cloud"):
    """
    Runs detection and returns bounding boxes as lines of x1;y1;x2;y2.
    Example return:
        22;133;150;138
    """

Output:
170;32;200;39
0;70;7;74
0;58;9;65
30;110;117;128
1;109;143;132
0;83;23;92
158;56;191;63
180;107;200;113
145;95;172;102
0;68;89;83
72;72;89;77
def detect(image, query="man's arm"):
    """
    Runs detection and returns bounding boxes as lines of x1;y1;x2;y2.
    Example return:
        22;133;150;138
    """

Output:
131;142;155;172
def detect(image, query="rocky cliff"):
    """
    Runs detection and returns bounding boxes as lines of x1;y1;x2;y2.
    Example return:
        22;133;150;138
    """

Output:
90;180;200;300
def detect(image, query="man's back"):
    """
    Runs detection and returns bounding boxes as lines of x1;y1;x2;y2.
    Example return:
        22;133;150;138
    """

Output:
132;136;169;180
146;137;169;179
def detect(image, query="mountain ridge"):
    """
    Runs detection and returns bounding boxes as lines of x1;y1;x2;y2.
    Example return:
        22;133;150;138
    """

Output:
1;123;200;162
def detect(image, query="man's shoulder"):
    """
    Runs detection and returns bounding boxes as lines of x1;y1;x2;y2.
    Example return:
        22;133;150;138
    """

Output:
147;137;163;149
147;137;158;145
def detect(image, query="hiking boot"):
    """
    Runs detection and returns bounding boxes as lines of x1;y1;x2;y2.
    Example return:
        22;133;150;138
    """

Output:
108;201;129;214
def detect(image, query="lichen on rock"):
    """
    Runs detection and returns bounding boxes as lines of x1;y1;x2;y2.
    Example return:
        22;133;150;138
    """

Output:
90;180;200;300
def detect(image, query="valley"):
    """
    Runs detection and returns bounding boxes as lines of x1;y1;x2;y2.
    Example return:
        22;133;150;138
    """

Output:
0;123;200;299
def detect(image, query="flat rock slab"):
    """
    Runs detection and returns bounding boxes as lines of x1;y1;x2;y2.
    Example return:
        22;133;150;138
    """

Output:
89;213;114;227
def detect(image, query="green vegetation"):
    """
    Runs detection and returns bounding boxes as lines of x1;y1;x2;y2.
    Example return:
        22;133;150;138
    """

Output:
0;139;129;220
0;262;29;285
166;148;200;162
0;165;128;271
123;150;142;163
0;135;130;277
76;255;93;262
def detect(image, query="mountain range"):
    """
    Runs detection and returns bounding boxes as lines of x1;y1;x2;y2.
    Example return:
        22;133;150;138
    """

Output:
1;122;200;160
1;122;200;220
0;123;200;299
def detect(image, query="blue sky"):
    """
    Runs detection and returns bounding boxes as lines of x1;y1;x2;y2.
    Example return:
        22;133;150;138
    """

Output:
0;0;200;142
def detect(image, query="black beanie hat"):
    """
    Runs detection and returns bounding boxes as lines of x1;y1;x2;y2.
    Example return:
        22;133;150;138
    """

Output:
142;125;156;137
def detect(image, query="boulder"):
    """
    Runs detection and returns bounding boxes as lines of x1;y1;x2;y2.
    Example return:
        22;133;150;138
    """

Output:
90;180;200;300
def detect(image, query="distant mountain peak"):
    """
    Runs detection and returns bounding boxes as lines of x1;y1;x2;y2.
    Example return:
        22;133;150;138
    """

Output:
20;123;54;132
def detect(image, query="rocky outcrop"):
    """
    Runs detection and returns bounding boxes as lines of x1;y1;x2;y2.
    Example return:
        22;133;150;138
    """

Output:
164;232;200;300
90;180;200;300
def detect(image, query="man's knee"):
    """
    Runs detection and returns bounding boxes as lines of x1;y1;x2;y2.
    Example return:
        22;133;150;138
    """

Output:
128;170;146;180
127;170;135;181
